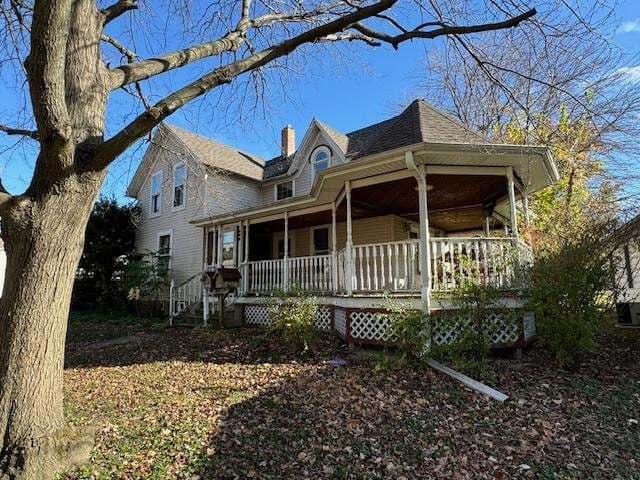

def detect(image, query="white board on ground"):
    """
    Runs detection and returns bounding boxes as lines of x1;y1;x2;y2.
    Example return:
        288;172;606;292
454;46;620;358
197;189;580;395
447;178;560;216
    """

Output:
426;358;509;402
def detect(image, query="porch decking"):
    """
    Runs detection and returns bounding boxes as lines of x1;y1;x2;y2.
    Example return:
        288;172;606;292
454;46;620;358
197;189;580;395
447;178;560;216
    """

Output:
236;236;532;296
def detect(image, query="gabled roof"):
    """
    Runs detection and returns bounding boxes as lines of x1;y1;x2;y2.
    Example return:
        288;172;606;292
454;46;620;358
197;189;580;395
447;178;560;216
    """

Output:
127;124;266;198
262;99;487;179
166;124;265;180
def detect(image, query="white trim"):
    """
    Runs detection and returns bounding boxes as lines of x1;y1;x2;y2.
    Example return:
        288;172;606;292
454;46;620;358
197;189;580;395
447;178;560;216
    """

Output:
274;179;295;201
192;141;555;226
149;170;163;218
221;225;238;267
309;224;332;255
310;145;331;185
172;161;187;212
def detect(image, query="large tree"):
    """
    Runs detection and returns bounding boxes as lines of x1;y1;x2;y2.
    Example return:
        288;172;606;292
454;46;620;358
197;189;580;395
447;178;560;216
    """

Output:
0;0;610;477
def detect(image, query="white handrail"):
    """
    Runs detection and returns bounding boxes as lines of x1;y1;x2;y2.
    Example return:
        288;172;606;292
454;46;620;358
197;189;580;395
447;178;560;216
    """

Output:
169;273;202;323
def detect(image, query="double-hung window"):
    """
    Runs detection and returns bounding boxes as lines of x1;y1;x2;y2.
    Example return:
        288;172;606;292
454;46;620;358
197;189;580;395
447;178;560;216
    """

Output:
150;171;162;216
173;162;186;209
275;180;293;201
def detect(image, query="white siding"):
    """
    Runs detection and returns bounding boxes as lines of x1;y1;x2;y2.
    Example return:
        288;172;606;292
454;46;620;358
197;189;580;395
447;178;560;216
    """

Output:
134;129;261;288
615;239;640;306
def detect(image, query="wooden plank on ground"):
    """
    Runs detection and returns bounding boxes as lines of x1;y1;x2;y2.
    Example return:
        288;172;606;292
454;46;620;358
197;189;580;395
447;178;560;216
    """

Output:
427;358;509;402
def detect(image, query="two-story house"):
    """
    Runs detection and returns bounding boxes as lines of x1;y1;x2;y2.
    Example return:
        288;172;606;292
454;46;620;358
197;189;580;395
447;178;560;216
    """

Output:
126;99;558;348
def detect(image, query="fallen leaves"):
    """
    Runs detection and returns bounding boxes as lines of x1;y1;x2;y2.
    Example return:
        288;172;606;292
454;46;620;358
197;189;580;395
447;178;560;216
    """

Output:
61;323;640;479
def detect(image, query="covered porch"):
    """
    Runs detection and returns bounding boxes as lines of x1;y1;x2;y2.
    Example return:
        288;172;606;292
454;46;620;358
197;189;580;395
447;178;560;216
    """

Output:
202;160;534;308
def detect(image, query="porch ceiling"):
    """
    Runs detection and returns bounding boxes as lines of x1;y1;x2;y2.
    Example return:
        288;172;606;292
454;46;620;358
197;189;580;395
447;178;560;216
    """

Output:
352;174;507;232
257;174;509;233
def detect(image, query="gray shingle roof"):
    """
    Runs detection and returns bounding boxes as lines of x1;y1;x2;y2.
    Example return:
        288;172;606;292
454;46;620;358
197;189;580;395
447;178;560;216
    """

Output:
262;99;486;179
167;124;265;180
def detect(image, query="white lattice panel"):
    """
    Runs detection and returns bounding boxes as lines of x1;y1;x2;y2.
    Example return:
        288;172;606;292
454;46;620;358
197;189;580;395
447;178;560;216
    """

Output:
334;308;347;337
432;315;475;346
244;305;271;326
523;312;536;341
314;306;332;331
350;311;397;342
432;312;519;346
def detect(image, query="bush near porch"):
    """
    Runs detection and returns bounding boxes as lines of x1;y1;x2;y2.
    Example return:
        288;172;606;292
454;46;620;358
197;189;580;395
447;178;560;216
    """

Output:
62;315;639;479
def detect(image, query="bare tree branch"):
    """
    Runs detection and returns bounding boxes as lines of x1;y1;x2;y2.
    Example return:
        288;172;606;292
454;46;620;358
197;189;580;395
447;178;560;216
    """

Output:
101;0;137;25
101;34;137;63
0;122;38;139
107;5;343;90
351;8;537;49
93;0;402;169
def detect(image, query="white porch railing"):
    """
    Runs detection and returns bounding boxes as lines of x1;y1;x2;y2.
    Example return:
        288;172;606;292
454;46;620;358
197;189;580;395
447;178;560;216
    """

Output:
243;237;532;296
246;259;284;293
338;240;420;293
430;237;531;291
245;255;333;293
288;254;333;292
169;273;202;324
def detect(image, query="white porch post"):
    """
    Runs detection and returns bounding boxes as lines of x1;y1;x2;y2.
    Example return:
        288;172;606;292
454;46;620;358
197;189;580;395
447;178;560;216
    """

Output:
416;165;432;314
331;201;338;293
345;181;354;296
483;217;491;236
283;212;289;292
506;167;519;238
238;222;244;268
522;190;530;228
217;225;223;266
243;221;250;293
202;285;209;326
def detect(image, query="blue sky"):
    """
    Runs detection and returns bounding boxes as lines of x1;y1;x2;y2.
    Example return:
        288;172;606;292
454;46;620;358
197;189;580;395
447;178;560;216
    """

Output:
2;0;640;200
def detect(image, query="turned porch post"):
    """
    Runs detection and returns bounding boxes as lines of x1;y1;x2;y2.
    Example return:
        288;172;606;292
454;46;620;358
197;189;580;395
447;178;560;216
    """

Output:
283;211;289;292
345;181;354;296
331;201;338;294
217;224;224;266
243;221;250;293
506;167;519;239
415;164;432;314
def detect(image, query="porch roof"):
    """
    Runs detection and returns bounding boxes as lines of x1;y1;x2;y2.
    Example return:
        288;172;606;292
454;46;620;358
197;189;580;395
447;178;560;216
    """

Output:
190;141;557;227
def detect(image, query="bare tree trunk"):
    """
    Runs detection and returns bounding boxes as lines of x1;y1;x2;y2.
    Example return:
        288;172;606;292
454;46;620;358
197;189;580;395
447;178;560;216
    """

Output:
0;173;104;479
0;1;108;476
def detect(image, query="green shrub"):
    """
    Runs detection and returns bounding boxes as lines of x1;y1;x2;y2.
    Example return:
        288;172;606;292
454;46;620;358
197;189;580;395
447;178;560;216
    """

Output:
386;298;431;366
268;291;319;353
433;276;512;378
529;233;612;368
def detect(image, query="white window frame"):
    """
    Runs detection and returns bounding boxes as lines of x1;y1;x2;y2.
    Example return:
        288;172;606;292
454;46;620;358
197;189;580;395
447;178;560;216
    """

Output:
156;229;173;273
274;179;295;201
149;170;163;218
310;146;331;184
309;224;332;256
221;226;237;267
172;161;187;211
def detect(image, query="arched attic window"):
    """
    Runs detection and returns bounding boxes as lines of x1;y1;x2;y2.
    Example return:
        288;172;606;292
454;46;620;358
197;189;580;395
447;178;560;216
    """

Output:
311;146;331;180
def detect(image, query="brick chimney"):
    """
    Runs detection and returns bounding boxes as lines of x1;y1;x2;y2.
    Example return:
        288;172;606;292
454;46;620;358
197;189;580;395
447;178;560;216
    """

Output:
281;125;295;157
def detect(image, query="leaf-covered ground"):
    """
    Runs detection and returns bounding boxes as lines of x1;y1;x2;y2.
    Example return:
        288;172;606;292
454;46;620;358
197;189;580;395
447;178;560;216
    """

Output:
62;317;640;479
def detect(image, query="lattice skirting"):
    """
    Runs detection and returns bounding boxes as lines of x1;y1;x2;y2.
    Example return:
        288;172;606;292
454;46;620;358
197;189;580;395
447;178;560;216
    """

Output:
334;308;347;338
243;304;333;331
336;308;535;348
431;311;520;346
